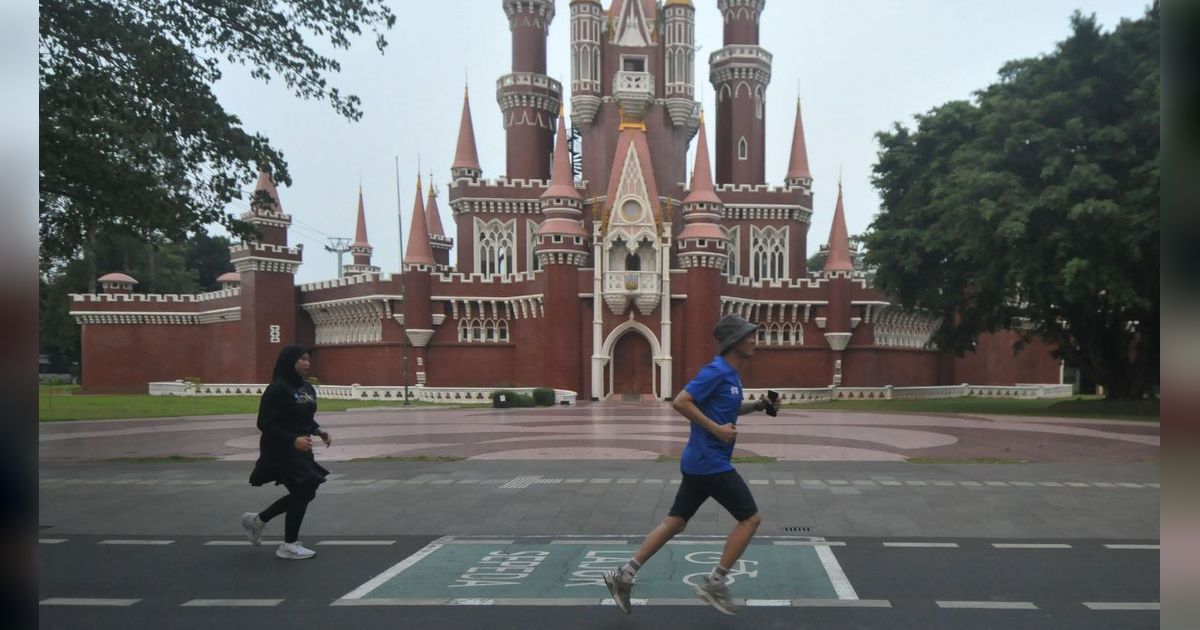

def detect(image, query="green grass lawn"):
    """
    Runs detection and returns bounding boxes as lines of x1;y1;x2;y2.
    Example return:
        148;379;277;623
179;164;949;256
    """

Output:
38;385;486;422
791;395;1158;421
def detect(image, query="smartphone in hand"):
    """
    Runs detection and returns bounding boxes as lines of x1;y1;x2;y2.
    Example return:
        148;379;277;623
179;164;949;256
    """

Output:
766;390;779;417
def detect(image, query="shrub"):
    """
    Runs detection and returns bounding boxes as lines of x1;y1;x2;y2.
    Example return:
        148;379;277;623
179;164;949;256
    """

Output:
531;387;556;406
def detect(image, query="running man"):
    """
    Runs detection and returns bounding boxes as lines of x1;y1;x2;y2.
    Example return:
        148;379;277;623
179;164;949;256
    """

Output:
603;314;779;615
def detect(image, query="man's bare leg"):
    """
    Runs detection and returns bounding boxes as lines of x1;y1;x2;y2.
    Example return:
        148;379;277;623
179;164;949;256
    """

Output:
631;515;687;565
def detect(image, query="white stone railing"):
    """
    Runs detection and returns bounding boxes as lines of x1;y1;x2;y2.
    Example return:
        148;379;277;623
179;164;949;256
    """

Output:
149;381;577;405
605;271;660;294
743;383;1071;404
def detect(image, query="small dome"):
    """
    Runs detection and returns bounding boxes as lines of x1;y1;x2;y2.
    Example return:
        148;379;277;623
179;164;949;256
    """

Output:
216;272;241;283
98;272;138;284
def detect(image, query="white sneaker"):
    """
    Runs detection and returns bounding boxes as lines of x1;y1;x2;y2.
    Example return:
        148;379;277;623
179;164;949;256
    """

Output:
275;541;315;559
241;512;265;545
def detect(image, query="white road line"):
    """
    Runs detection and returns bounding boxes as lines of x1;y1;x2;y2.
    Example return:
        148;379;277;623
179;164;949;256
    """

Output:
815;543;858;600
181;599;282;607
992;543;1072;549
749;480;769;485
937;601;1038;609
792;599;892;607
204;540;282;546
450;598;495;605
590;478;611;484
1010;481;1036;486
41;598;139;607
984;481;1009;487
745;599;791;607
883;542;959;548
551;540;627;545
317;540;396;546
1037;481;1064;487
1104;544;1159;550
643;479;663;483
1083;602;1159;610
340;536;450;600
665;540;723;545
773;540;846;546
99;539;174;545
441;539;515;545
774;479;796;485
617;478;638;484
1117;482;1144;488
1064;482;1090;487
40;539;67;544
904;481;927;486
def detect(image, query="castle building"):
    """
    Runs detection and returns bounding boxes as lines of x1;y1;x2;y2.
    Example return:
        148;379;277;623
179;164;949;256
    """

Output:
71;0;1059;396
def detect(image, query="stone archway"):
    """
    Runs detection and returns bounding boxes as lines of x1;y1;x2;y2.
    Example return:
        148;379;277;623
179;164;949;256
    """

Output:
612;331;654;399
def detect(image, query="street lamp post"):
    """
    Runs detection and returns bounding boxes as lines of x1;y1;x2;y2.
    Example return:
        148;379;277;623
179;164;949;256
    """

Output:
395;156;410;405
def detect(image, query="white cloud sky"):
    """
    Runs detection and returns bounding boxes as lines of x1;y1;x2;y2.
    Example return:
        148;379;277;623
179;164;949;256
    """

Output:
210;0;1150;283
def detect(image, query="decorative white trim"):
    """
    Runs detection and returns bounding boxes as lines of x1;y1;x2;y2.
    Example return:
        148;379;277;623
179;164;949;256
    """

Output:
824;332;851;351
405;329;435;347
72;308;241;326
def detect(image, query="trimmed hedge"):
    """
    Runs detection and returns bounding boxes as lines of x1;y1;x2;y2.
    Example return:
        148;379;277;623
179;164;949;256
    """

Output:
491;390;536;408
531;387;556;406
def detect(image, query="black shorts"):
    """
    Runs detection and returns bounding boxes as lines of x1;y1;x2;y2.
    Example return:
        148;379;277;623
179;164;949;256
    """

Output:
668;470;759;522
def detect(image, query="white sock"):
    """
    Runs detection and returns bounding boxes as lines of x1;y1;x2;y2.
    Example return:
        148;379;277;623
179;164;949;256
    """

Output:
710;565;730;584
621;559;641;578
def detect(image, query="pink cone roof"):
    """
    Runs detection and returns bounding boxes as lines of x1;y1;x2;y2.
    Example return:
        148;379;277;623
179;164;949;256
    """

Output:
216;272;241;283
352;187;370;247
786;98;812;181
253;170;283;212
542;110;582;200
403;175;435;265
451;87;481;172
823;183;854;272
426;181;446;237
683;116;721;205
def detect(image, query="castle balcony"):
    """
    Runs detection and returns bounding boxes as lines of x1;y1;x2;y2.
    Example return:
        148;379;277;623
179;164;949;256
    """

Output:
604;271;661;315
612;71;655;121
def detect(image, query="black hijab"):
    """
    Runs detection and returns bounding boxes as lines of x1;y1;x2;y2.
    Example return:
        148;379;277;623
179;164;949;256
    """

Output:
271;344;311;388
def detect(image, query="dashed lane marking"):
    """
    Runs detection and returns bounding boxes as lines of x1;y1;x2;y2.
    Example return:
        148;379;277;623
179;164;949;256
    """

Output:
992;543;1072;549
41;598;139;607
1083;602;1160;610
937;601;1038;609
883;542;959;548
181;599;282;607
99;539;174;545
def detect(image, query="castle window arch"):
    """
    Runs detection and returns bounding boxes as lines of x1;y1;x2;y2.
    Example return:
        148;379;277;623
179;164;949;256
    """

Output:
738;137;748;160
755;86;764;119
723;226;740;278
750;225;788;281
475;218;517;276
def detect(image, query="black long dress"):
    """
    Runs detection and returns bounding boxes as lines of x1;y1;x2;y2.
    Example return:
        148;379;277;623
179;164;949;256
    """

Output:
249;381;330;488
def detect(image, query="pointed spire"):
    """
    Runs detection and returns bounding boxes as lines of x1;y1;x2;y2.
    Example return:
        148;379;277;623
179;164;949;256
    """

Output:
451;85;481;174
425;175;446;237
351;186;369;247
823;181;854;273
253;170;283;213
403;174;435;265
542;107;581;200
683;112;721;205
786;97;812;182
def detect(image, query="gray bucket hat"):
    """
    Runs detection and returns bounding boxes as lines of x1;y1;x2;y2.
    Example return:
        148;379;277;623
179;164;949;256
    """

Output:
714;314;760;355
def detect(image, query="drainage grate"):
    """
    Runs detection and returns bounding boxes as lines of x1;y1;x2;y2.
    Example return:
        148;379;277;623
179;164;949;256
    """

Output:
782;526;811;533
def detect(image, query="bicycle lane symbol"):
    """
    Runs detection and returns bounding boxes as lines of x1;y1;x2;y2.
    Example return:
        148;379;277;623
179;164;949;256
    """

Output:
681;550;759;587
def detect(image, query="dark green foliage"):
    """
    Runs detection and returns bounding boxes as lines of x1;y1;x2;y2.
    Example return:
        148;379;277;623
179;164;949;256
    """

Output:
863;6;1159;399
39;0;396;268
531;387;556;406
490;390;536;408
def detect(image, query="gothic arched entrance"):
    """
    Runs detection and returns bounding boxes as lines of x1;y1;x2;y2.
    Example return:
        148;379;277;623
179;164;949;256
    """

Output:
611;331;654;399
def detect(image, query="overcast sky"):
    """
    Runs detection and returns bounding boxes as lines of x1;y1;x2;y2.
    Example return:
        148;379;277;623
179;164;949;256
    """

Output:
209;0;1150;284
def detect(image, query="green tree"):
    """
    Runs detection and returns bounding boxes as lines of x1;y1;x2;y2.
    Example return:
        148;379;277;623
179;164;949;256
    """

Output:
39;0;395;268
863;7;1159;399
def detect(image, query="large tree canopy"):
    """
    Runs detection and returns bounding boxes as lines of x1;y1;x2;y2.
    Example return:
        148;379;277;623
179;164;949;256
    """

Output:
863;7;1159;399
38;0;395;268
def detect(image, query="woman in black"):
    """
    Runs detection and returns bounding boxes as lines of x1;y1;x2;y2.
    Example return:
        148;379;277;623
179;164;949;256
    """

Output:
240;344;331;559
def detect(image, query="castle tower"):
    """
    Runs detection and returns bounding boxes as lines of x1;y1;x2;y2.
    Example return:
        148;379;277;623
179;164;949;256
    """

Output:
344;187;380;276
663;0;697;126
676;115;728;380
426;177;452;268
710;0;771;185
535;109;590;393
822;182;854;362
499;0;561;180
229;170;303;382
785;96;813;189
402;175;436;388
569;0;603;128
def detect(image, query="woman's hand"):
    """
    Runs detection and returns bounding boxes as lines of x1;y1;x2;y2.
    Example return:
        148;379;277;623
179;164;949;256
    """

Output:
294;435;313;452
318;430;332;447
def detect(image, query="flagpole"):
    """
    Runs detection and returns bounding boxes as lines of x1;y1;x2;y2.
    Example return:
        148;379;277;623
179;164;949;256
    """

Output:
395;155;410;405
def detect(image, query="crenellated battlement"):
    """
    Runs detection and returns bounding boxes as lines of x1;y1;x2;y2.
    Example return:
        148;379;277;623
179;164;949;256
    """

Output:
714;183;802;194
434;270;541;285
298;272;393;293
230;242;302;257
69;288;240;304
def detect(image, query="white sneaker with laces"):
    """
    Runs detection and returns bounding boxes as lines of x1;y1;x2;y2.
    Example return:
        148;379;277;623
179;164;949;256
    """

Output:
240;512;265;545
275;541;316;559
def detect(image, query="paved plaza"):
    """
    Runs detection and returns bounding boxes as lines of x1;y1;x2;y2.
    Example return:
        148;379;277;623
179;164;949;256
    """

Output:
39;404;1160;628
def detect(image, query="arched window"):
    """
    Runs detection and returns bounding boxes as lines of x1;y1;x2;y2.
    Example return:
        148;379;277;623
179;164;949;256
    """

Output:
498;320;509;342
472;319;483;341
485;319;496;341
755;87;764;119
750;226;789;281
738;137;748;160
475;219;517;276
459;319;469;342
723;226;740;277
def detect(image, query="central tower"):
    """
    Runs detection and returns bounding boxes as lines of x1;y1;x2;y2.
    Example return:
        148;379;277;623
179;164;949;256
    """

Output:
710;0;771;185
499;0;562;180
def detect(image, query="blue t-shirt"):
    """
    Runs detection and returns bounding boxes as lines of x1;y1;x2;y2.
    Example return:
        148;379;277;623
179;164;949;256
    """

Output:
680;355;743;475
